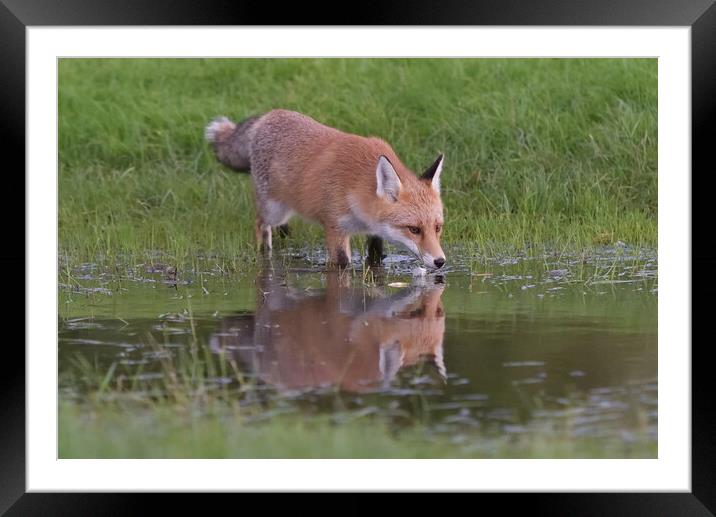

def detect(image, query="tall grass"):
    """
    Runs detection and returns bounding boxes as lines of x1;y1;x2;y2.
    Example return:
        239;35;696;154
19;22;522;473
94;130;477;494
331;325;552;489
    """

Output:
59;58;657;263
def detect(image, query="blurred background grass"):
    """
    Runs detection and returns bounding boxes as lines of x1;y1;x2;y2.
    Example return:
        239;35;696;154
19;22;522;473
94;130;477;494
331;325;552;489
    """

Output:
58;58;657;262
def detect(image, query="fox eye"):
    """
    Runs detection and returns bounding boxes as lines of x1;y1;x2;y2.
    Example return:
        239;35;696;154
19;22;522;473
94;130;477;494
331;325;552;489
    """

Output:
407;226;421;235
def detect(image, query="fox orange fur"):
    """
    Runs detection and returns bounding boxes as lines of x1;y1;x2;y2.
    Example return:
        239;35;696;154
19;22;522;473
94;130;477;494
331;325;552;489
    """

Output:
205;109;446;269
210;268;446;392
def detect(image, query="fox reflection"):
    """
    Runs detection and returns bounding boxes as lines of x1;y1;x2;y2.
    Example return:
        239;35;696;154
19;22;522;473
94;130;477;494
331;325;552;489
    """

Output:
210;269;446;392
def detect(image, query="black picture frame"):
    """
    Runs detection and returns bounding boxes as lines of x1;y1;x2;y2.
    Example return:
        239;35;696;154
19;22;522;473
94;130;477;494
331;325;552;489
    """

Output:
4;0;713;513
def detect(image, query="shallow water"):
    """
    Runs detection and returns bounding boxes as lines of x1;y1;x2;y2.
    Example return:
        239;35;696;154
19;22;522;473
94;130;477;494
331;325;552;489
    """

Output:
59;246;657;454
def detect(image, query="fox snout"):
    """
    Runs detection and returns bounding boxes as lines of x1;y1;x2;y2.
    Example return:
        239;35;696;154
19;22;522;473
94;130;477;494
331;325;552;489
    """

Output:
420;250;446;270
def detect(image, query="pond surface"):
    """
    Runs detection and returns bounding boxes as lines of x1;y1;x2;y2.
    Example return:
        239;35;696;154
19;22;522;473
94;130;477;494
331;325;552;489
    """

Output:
59;246;657;455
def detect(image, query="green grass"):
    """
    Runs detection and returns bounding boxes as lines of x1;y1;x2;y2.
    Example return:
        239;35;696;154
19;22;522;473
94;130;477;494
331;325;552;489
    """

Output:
59;58;657;264
59;401;656;459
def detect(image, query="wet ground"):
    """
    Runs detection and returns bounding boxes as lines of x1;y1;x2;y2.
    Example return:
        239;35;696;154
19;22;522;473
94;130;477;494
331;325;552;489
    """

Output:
59;245;657;455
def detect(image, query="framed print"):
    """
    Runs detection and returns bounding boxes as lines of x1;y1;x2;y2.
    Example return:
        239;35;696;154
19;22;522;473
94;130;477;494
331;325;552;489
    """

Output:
4;0;714;513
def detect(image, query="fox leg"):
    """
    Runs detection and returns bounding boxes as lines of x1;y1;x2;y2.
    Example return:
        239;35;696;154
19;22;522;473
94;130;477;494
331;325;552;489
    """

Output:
276;224;290;239
366;235;385;266
255;215;272;252
254;196;293;251
325;228;351;268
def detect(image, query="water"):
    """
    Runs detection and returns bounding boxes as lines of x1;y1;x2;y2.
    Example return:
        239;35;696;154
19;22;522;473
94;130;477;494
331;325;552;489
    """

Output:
59;246;657;453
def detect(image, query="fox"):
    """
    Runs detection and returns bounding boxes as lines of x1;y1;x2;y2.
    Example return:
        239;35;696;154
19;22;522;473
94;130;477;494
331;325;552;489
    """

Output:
209;266;446;392
204;109;446;269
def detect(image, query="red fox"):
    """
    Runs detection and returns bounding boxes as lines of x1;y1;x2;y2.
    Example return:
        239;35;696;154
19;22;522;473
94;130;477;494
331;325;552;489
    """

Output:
205;109;446;269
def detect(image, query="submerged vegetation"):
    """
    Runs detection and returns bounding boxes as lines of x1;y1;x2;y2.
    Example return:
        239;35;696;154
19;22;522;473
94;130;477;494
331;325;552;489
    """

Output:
59;58;657;264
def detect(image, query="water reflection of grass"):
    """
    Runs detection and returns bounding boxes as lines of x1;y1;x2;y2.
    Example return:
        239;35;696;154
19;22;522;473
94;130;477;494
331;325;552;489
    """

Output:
59;58;656;263
59;325;656;459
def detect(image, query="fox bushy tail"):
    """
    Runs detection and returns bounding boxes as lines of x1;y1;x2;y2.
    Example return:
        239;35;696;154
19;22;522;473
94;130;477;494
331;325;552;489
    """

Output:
204;115;259;173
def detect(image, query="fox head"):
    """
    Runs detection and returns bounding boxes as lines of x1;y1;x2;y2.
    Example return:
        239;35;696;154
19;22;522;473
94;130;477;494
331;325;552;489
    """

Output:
373;154;446;269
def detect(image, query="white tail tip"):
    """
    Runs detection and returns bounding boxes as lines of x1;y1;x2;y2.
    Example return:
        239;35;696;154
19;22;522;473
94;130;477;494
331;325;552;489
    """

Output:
204;116;235;143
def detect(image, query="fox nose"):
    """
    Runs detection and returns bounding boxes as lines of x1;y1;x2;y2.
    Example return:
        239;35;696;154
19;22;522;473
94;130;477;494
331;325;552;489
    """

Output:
434;258;445;268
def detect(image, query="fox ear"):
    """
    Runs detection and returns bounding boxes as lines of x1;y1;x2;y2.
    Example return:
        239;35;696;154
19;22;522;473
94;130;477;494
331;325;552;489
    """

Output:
375;155;402;201
421;154;444;193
